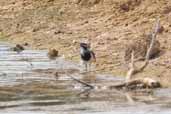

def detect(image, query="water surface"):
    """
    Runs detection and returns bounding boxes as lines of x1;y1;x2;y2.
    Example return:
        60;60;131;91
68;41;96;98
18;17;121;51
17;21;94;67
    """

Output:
0;42;171;114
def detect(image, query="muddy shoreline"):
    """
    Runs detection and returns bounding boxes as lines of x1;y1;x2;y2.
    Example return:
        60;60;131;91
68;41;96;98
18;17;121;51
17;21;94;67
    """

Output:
0;41;171;114
0;0;171;87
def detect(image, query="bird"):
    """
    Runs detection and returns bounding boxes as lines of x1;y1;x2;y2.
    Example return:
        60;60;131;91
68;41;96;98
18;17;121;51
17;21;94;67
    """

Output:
80;42;96;72
11;44;24;53
47;48;58;60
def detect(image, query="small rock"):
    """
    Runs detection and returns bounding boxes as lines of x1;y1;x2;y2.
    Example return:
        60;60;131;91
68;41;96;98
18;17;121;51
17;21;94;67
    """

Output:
47;49;59;60
158;26;164;33
23;42;29;46
48;0;54;2
165;29;169;33
72;40;77;44
84;20;89;24
32;28;39;32
125;23;128;26
54;30;63;34
11;44;24;53
120;4;129;12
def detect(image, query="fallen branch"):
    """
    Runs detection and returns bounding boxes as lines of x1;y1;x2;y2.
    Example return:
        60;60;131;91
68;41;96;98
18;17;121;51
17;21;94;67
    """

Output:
69;75;160;91
109;78;160;90
69;75;94;89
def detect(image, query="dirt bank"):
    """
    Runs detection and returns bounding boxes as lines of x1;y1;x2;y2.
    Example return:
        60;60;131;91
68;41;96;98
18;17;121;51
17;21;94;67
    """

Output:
0;0;171;87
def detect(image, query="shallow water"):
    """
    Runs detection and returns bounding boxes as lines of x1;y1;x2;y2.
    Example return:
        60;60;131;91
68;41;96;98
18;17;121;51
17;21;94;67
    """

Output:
0;42;171;114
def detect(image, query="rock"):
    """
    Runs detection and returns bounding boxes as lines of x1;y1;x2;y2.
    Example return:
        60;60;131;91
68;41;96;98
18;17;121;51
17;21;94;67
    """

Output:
11;44;25;53
54;30;64;34
157;25;164;33
120;4;129;12
23;42;29;46
47;49;58;60
76;0;101;6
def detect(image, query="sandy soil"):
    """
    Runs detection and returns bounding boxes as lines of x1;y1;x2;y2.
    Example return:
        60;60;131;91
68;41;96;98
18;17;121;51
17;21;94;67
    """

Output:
0;0;171;87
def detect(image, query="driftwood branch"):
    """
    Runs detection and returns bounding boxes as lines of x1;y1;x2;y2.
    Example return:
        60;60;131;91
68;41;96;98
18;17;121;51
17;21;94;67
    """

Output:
126;18;160;81
109;78;160;89
70;75;160;91
146;19;160;60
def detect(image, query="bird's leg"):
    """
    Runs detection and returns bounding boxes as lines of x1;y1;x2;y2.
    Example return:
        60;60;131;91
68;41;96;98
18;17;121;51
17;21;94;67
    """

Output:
80;60;85;73
88;62;91;72
85;62;88;72
55;59;58;67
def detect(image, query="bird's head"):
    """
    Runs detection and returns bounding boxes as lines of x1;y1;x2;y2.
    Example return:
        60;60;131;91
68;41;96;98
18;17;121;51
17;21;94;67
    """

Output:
80;43;90;50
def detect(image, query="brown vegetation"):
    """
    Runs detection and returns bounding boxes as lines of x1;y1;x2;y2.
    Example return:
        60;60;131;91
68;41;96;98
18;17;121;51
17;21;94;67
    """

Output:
124;33;160;63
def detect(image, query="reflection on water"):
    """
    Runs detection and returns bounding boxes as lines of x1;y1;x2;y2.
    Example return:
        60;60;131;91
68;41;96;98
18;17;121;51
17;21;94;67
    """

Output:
0;42;171;114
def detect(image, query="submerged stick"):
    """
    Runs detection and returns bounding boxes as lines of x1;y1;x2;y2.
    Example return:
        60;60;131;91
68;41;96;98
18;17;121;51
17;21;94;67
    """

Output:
69;75;94;89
